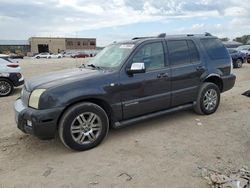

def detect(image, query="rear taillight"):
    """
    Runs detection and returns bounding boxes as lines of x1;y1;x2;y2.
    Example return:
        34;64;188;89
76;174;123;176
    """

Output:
7;64;19;68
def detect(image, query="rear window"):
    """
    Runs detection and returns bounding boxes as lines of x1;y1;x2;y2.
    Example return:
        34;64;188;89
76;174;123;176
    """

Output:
201;38;229;60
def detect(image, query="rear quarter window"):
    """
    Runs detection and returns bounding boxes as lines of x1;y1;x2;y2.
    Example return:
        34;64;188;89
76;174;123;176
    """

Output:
201;38;229;60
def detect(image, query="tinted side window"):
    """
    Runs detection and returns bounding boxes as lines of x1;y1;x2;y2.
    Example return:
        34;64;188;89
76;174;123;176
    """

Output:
187;40;200;63
168;40;190;66
132;42;165;71
201;38;229;60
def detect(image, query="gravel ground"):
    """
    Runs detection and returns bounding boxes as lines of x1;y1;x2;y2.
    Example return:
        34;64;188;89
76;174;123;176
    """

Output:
0;58;250;188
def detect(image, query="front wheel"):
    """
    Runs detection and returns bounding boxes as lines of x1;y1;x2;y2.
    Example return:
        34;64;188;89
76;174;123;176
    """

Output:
194;83;220;115
0;79;14;97
59;102;109;151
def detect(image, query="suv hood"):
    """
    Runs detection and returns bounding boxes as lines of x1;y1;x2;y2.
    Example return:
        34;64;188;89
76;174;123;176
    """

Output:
25;68;101;91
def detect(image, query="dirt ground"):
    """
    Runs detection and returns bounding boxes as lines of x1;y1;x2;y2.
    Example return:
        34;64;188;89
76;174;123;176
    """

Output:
0;58;250;188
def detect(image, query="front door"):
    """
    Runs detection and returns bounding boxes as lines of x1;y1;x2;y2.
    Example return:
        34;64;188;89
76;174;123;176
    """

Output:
120;41;171;119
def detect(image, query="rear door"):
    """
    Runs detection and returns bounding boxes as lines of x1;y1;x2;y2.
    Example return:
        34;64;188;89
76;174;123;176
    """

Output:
120;41;171;119
167;39;205;106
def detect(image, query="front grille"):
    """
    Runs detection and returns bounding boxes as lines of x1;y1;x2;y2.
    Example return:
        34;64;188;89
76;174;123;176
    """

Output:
21;87;30;106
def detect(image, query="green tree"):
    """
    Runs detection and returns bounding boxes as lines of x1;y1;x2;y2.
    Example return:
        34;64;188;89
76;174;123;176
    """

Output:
233;35;250;45
220;37;230;42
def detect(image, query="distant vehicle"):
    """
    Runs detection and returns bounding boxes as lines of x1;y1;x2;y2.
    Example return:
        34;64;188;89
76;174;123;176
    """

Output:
47;53;63;59
9;53;24;59
237;45;250;55
71;53;89;58
61;52;75;58
0;55;24;97
34;52;51;59
227;48;247;68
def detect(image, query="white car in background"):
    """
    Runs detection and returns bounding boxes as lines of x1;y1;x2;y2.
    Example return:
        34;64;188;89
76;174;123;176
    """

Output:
34;53;63;59
47;53;63;59
0;54;24;97
34;52;50;59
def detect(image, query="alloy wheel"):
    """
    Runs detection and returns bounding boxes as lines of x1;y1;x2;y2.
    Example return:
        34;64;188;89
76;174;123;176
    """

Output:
203;89;218;111
0;81;12;96
70;112;102;145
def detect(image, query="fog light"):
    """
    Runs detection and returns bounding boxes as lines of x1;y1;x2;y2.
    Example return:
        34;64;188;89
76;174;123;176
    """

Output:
27;120;32;127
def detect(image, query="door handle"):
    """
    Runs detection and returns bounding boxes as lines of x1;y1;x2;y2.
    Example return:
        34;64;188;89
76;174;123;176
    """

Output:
196;66;205;72
157;73;169;78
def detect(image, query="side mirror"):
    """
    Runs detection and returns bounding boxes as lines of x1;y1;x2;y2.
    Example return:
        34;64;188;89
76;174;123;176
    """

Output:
127;62;146;75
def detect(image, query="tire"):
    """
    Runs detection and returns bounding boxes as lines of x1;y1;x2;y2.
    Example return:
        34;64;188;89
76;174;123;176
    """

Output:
235;59;243;68
59;102;109;151
0;78;14;97
36;56;40;59
194;83;220;115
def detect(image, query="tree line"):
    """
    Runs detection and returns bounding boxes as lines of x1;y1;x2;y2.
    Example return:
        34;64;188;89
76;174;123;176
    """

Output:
220;35;250;45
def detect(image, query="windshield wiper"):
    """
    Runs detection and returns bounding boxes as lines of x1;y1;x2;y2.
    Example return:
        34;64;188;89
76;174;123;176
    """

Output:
87;64;103;70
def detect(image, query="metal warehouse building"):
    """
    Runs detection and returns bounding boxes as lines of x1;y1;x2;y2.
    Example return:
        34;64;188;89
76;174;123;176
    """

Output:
29;37;96;54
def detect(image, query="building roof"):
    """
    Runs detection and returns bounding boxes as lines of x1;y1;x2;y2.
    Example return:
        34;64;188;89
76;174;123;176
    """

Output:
29;37;96;40
0;40;29;45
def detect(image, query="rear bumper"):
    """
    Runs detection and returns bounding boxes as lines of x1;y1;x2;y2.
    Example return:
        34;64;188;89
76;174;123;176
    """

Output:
9;73;24;87
14;99;63;140
221;74;236;93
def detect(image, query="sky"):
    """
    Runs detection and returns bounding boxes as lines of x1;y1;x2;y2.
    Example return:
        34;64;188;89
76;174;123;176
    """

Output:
0;0;249;46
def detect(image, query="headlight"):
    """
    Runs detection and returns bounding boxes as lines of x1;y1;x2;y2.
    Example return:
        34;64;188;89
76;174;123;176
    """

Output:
29;89;46;109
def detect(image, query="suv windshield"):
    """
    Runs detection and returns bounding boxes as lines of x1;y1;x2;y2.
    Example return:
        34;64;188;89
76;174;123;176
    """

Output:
87;43;134;69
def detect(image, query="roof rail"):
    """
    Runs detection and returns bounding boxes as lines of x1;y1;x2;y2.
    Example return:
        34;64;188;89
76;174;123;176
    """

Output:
157;33;166;38
132;33;166;40
132;36;153;40
205;32;212;36
132;32;213;40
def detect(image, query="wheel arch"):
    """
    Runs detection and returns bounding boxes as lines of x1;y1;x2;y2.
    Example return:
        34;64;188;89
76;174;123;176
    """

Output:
203;75;223;92
57;98;113;129
0;77;14;86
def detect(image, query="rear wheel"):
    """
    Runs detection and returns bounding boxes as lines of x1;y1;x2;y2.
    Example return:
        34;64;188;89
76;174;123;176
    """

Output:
0;79;14;97
59;102;109;151
194;83;220;115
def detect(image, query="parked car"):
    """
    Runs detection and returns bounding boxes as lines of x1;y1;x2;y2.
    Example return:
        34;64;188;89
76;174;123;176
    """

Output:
34;52;51;59
227;48;247;68
61;52;75;58
71;53;89;58
0;55;24;97
9;53;24;59
15;33;236;151
237;45;250;56
47;53;63;59
247;54;250;63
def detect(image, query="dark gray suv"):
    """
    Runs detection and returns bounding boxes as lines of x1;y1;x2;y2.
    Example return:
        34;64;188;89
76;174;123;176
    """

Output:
14;33;236;151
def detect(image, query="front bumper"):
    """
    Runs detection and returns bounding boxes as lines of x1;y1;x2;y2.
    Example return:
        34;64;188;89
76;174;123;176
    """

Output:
14;99;63;140
221;74;236;93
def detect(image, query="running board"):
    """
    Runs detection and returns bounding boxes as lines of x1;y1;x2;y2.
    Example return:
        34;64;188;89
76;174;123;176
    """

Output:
114;103;194;129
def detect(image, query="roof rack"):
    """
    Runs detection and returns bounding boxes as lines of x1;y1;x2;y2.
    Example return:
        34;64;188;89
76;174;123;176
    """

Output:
132;33;166;40
132;32;213;40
